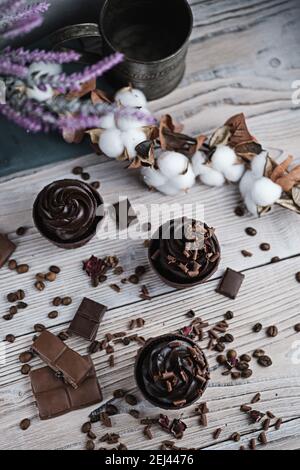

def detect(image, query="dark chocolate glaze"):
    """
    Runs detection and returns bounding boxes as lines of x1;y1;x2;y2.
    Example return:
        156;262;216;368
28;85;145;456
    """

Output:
149;218;220;287
136;335;209;409
33;180;102;246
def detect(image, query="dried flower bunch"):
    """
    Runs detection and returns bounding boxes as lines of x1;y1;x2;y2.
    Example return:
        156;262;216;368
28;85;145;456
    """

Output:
0;1;149;133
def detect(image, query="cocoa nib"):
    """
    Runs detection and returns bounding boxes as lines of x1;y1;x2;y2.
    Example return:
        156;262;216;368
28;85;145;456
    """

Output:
158;414;187;439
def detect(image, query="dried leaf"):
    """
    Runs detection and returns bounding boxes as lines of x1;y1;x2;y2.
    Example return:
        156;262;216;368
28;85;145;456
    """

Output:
91;89;112;105
276;165;300;192
257;205;272;217
62;127;84;144
135;140;155;167
269;155;294;182
264;155;277;178
209;125;231;148
292;186;300;208
225;113;254;147
86;128;102;144
127;157;142;169
276;197;300;214
234;141;262;162
159;114;176;150
65;78;96;100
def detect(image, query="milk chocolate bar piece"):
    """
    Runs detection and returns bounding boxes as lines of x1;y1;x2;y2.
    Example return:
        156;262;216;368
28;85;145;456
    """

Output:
68;297;107;341
216;268;245;299
111;199;138;230
0;233;16;269
30;356;102;420
32;330;92;388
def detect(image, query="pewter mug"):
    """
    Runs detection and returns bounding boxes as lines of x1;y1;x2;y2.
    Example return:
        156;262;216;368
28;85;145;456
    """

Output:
98;0;193;100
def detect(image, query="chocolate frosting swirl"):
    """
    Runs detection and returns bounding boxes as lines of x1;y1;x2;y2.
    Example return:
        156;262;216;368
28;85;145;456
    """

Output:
150;218;220;286
34;180;101;243
137;336;209;409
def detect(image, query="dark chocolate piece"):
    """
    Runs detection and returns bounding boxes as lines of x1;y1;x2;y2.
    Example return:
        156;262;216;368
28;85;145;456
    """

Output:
68;297;107;341
32;330;92;388
111;199;138;230
0;234;16;269
30;356;102;420
216;268;245;299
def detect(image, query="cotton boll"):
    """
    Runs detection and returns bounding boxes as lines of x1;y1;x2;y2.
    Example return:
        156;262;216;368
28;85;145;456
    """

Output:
244;193;258;217
224;163;245;183
251;177;282;207
192;151;206;176
171;163;196;191
211;145;237;172
141;167;168;188
239;170;257;198
251;151;268;178
28;62;62;77
200;167;225;187
98;112;116;129
158;151;189;178
115;87;147;108
155;182;180;196
121;129;146;159
27;85;54;102
99;129;124;158
116;108;150;131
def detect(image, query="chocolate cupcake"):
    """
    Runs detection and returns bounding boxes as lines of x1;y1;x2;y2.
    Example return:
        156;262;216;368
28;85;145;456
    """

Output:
135;334;210;409
148;218;220;289
33;179;104;249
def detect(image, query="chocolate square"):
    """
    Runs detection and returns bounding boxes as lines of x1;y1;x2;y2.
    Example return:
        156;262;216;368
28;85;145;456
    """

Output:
216;268;245;299
0;233;16;269
30;356;102;420
32;330;92;388
68;297;107;341
216;268;245;300
111;199;138;230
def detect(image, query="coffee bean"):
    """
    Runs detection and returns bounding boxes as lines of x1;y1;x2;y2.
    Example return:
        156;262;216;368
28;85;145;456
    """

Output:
240;404;252;412
216;354;227;365
7;292;17;302
128;274;139;284
245;227;257;236
35;273;45;281
253;348;265;357
294;323;300;332
144;425;153;440
19;351;33;363
249;438;256;450
58;331;69;341
48;265;60;274
9;305;18;315
271;256;280;263
241;369;253;378
48;310;58;319
3;314;13;320
8;259;17;270
214;342;225;352
275;418;282;430
253;323;262;333
241;250;253;257
45;272;56;282
16;289;25;300
236;361;249;371
235;206;245;217
86;440;95;450
135;265;146;277
240;354;251;362
20;418;31;430
113;266;124;275
213;428;222;440
35;281;45;291
258;355;272;367
129;409;140;419
230;432;241;442
17;264;29;274
263;418;270;431
125;394;138;406
81;422;91;433
258;431;267;445
231;371;241;380
109;355;115;367
53;297;62;306
223;333;234;343
5;334;15;343
110;284;121;293
266;411;275;419
123;337;130;345
186;310;195;318
34;324;45;332
251;393;261;404
227;349;237;360
62;296;72;306
87;431;97;440
296;272;300;283
72;166;83;175
260;243;270;251
21;364;31;375
88;340;100;354
266;325;278;337
17;302;27;309
16;226;27;236
113;389;126;399
224;311;234;320
106;404;119;416
91;181;100;189
99;275;107;283
81;172;90;181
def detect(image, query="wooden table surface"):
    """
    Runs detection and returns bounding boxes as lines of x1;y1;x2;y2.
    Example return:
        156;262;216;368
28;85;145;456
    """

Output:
1;0;300;450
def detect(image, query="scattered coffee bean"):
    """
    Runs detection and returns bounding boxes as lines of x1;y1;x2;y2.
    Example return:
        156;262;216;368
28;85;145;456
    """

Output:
72;166;83;175
236;361;249;371
260;243;270;251
258;431;267;445
230;432;241;442
263;418;270;431
62;296;72;306
35;273;45;281
240;354;251;362
128;274;139;284
275;418;282;430
16;226;27;236
34;323;45;332
249;438;256;450
48;310;58;319
106;345;114;354
45;272;56;282
144;425;153;440
49;265;60;274
3;314;13;320
113;389;126;399
20;418;31;430
53;297;62;306
253;323;262;333
186;309;196;318
35;281;45;291
58;331;69;341
253;348;265;358
227;349;237;361
258;355;272;367
123;337;130;346
241;369;253;378
8;259;17;270
224;311;234;320
294;323;300;332
87;431;97;440
271;256;280;263
17;301;27;309
110;284;121;293
213;428;222;439
214;342;225;352
21;364;31;375
5;334;15;343
223;333;234;343
19;351;33;363
125;394;138;406
9;305;18;315
113;266;124;275
235;206;245;217
245;227;257;237
231;371;241;380
109;355;115;367
241;250;253;257
88;340;100;354
135;265;146;277
251;393;261;404
91;181;100;189
295;272;300;283
106;404;118;416
81;422;91;434
216;354;227;365
81;172;90;181
129;409;140;419
266;411;275;419
266;325;278;337
7;292;17;302
240;404;252;412
17;264;29;274
85;440;95;450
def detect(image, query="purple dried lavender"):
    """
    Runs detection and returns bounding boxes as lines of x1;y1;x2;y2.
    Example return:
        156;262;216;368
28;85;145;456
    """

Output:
3;47;81;65
0;103;42;132
0;2;50;39
0;57;27;77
